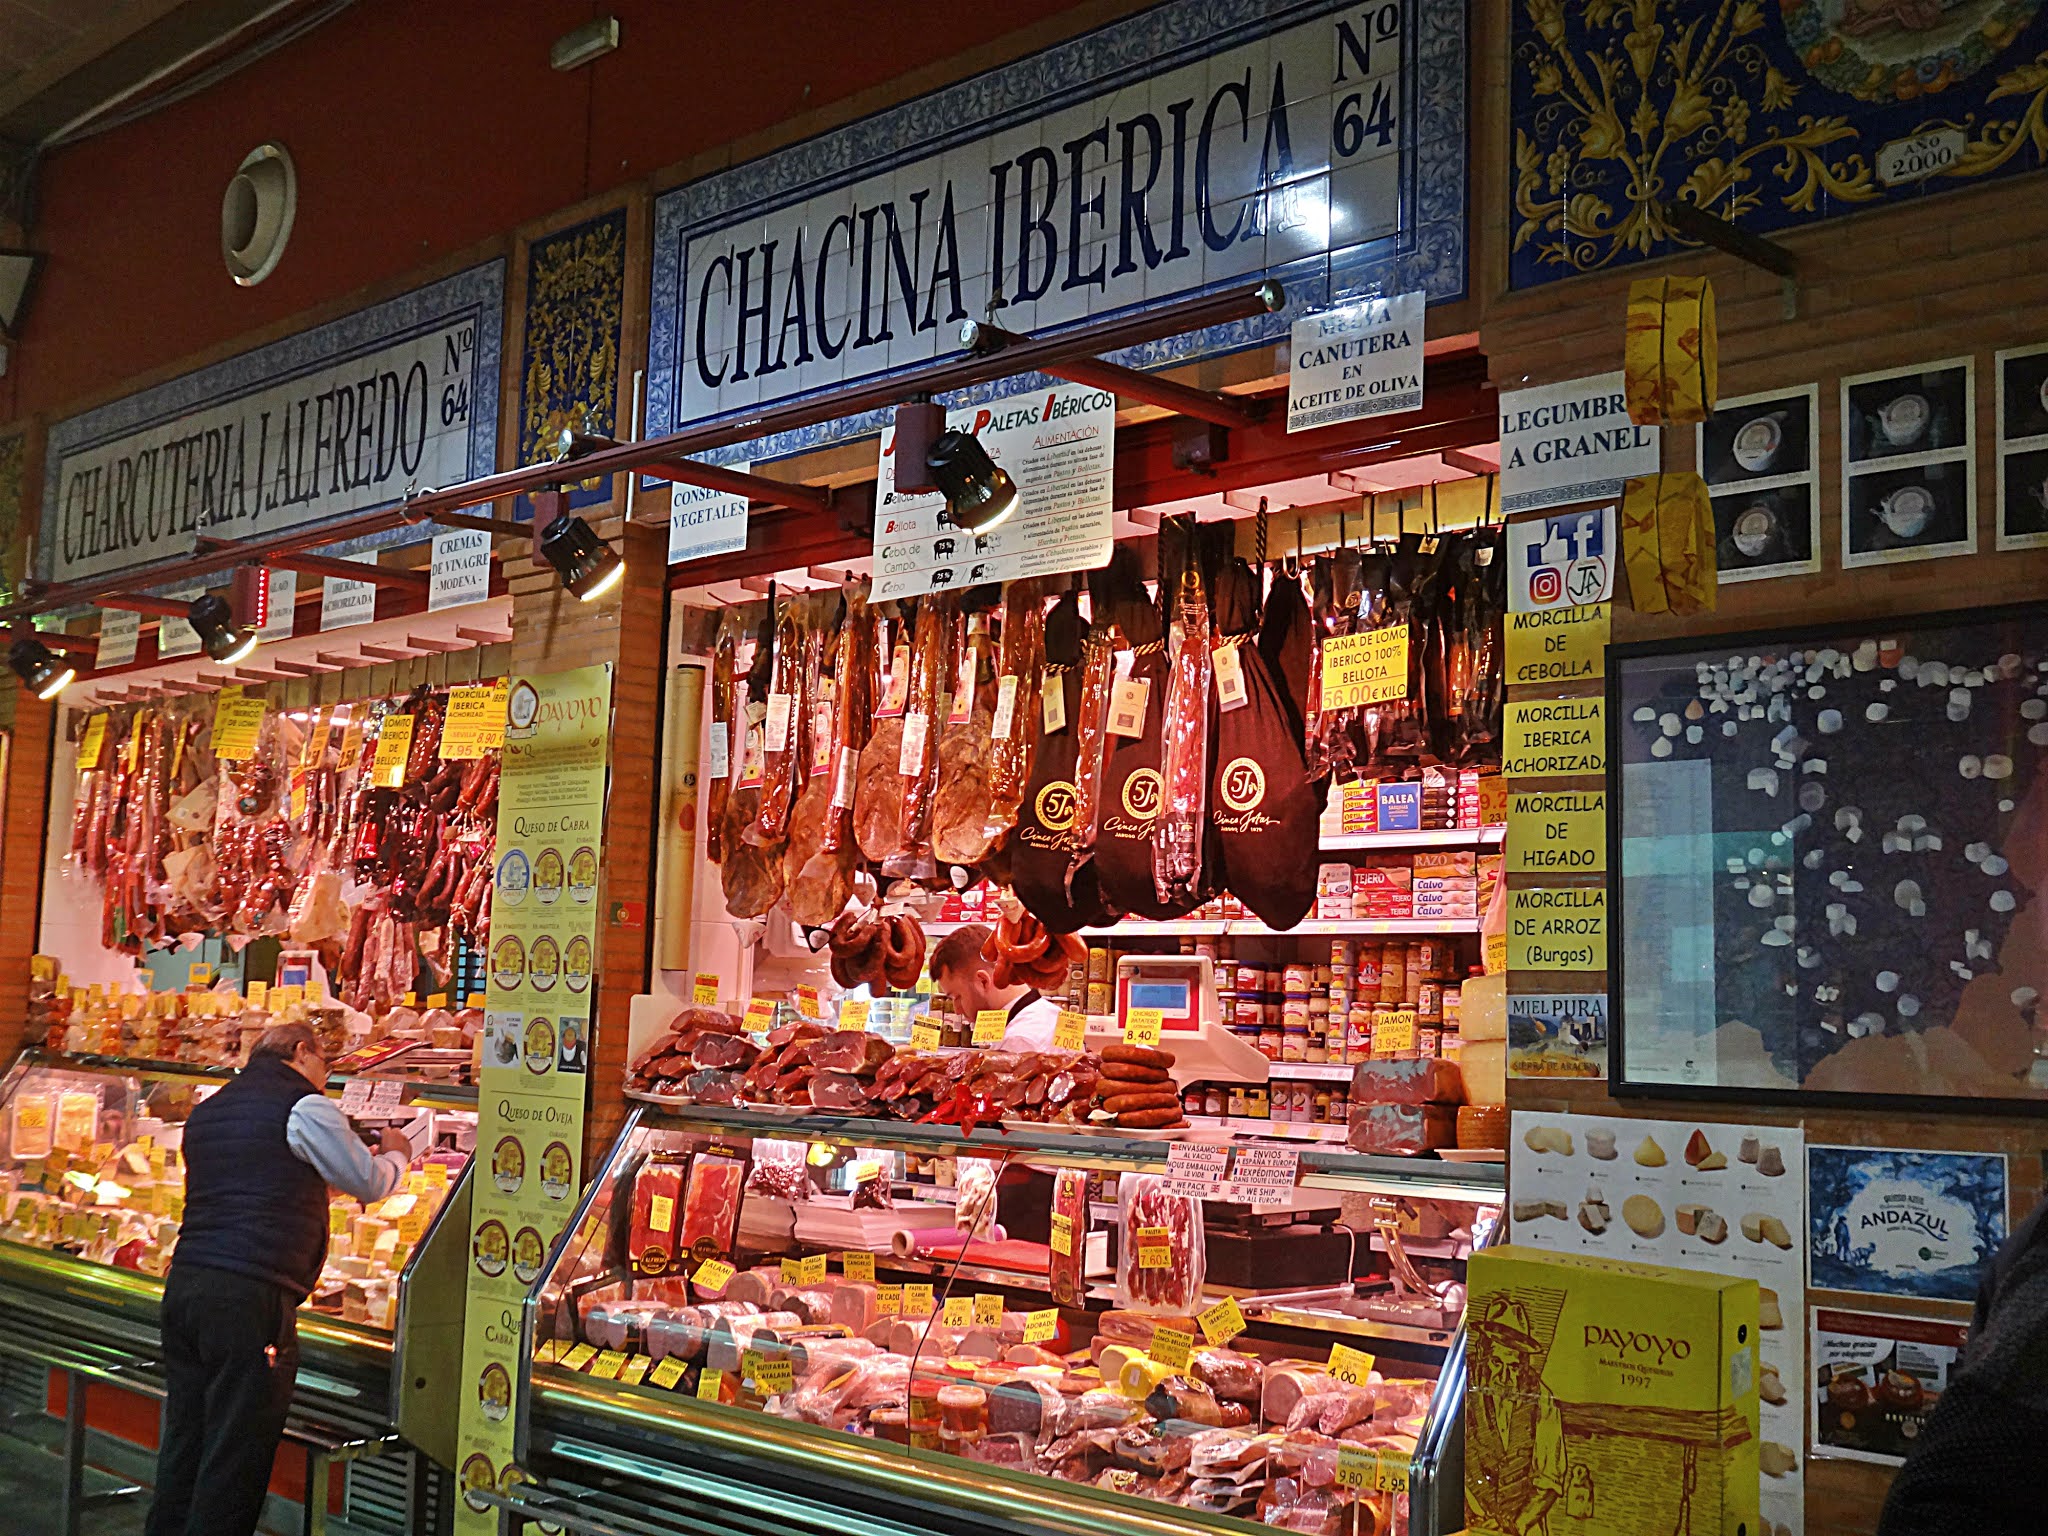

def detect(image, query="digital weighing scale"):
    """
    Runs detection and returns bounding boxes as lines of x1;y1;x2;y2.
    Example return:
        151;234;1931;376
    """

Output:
1084;953;1270;1085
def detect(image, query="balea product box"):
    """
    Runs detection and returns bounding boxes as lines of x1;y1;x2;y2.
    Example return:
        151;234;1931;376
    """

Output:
1466;1245;1760;1536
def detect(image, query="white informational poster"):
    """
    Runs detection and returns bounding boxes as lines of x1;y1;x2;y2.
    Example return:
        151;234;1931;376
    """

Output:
1506;506;1616;612
429;527;492;611
321;551;379;630
872;382;1113;602
95;608;140;668
669;469;751;566
1511;1109;1806;1536
1286;290;1425;432
256;568;298;640
154;583;207;659
1498;372;1660;514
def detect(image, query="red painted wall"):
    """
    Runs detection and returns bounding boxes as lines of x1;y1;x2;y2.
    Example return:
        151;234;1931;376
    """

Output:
5;0;1093;422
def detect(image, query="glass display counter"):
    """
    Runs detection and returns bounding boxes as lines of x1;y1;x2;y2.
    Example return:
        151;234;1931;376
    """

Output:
514;1099;1499;1536
0;1049;477;1429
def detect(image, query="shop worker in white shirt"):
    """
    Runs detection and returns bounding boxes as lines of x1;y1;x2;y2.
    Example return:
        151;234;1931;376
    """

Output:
929;924;1064;1051
145;1022;412;1536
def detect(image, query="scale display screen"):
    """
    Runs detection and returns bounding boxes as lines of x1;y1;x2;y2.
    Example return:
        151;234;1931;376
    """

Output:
1128;980;1191;1013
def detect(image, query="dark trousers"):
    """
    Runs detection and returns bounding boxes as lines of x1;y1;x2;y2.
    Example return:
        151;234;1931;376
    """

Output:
144;1264;300;1536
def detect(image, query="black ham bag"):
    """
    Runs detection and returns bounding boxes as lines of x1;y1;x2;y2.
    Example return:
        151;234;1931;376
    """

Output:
1011;590;1110;932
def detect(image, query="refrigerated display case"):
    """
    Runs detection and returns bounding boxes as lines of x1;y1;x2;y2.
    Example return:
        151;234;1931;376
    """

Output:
0;1049;477;1436
509;1098;1498;1536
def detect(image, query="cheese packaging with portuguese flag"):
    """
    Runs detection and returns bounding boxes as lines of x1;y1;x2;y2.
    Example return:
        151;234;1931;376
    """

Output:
1465;1245;1759;1536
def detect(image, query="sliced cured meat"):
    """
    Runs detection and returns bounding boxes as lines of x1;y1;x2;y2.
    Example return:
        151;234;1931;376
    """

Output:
690;1033;761;1071
808;1030;895;1074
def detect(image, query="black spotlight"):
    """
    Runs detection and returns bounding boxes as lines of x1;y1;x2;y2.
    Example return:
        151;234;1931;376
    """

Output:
926;430;1020;534
540;510;625;601
9;635;75;699
188;593;258;664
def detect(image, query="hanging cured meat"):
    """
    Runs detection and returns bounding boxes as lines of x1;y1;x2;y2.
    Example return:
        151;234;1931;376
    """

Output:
1090;580;1182;920
1441;524;1507;764
721;607;786;917
982;580;1045;841
746;595;819;849
1153;530;1215;911
852;716;905;864
819;586;874;855
1011;590;1110;933
1209;557;1320;931
893;594;954;871
705;614;738;863
931;708;997;868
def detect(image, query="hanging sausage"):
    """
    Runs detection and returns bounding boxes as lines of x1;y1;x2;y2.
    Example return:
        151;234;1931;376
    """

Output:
1153;526;1216;911
704;613;739;863
982;579;1045;841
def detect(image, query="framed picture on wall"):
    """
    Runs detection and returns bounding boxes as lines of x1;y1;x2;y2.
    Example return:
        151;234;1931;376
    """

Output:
1696;384;1820;583
1609;600;2048;1110
1841;358;1975;569
1996;343;2048;551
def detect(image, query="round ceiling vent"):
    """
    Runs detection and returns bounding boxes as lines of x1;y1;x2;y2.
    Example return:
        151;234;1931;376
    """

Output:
222;142;296;286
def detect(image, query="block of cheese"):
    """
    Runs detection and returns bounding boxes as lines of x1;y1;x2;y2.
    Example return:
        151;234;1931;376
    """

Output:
1094;1341;1147;1386
1458;1037;1507;1106
373;1229;402;1266
1458;972;1507;1042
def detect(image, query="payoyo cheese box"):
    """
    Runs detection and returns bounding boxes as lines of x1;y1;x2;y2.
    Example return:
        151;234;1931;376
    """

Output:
1466;1245;1759;1536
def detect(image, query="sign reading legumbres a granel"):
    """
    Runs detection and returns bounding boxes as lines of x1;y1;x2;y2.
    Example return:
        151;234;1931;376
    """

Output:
646;0;1468;463
41;263;504;588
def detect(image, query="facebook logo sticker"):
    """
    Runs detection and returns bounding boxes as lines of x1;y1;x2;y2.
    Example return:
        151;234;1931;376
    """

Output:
1509;506;1615;612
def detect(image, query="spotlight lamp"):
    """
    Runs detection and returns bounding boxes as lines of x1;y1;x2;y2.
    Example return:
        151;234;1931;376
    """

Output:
188;593;258;664
540;510;625;601
925;430;1020;535
9;635;76;699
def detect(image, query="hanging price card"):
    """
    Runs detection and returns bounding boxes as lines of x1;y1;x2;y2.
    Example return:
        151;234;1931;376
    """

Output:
1022;1308;1060;1344
696;1368;725;1401
843;1251;876;1283
212;695;269;761
1053;1009;1087;1051
1149;1326;1194;1370
1197;1295;1247;1346
973;1293;1006;1326
973;1008;1010;1046
692;1258;735;1292
903;1284;935;1319
370;713;414;787
1124;1007;1164;1047
1136;1225;1172;1269
1328;1342;1376;1385
648;1356;688;1390
1320;625;1410;708
692;973;720;1006
942;1295;974;1327
77;714;108;770
440;684;508;759
1049;1213;1074;1257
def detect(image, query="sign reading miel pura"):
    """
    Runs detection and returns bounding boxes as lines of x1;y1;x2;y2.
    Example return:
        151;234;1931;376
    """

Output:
41;264;504;588
646;0;1468;452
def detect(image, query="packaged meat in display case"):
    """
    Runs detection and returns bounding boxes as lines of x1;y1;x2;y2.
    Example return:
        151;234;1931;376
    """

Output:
526;1101;1500;1536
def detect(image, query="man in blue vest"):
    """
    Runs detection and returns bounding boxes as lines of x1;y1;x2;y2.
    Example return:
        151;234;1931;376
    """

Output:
144;1022;412;1536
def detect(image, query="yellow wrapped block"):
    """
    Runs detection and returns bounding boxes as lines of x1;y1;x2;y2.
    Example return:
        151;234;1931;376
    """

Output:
1620;473;1717;615
1624;276;1717;425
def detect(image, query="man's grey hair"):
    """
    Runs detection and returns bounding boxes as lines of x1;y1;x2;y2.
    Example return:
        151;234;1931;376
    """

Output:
249;1021;322;1065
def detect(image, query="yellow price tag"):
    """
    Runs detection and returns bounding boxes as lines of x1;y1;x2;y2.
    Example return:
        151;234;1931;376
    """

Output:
798;1252;828;1286
910;1020;941;1051
1053;1008;1087;1052
1335;1445;1373;1492
780;1257;805;1284
793;984;821;1019
692;973;719;1006
843;1251;876;1283
648;1356;688;1390
942;1295;974;1327
77;714;108;770
272;984;303;1008
329;1205;350;1236
440;684;508;759
744;1352;793;1394
247;981;268;1007
1022;1308;1060;1344
904;1283;935;1319
1328;1342;1376;1385
370;713;415;787
212;695;269;761
972;1008;1009;1046
696;1367;725;1401
188;962;212;986
619;1354;652;1386
838;998;870;1031
1123;1008;1164;1047
1320;625;1410;709
1149;1326;1194;1370
1197;1295;1247;1347
1136;1224;1172;1270
875;1284;903;1316
560;1343;597;1371
1376;1008;1417;1055
741;998;776;1035
693;1258;735;1292
973;1293;1005;1326
1049;1213;1074;1257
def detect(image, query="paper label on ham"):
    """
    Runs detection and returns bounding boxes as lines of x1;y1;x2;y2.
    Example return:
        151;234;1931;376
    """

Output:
764;692;793;752
1214;641;1249;712
831;746;858;809
992;675;1019;740
898;712;930;775
878;643;911;716
1106;677;1149;738
949;648;976;724
738;723;764;788
809;704;834;774
1041;672;1066;733
707;720;730;779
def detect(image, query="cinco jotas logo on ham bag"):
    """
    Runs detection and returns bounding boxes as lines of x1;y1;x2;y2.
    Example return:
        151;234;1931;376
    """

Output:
1213;757;1278;834
1028;780;1078;838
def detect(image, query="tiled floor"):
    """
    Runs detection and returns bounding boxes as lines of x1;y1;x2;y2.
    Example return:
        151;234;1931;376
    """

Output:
0;1419;150;1535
